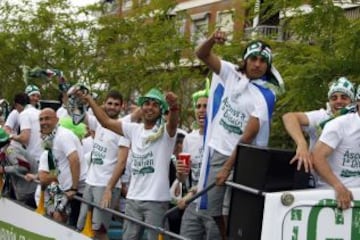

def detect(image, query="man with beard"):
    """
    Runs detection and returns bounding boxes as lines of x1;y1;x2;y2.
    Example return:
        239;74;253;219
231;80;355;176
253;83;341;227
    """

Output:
77;88;179;240
77;90;131;240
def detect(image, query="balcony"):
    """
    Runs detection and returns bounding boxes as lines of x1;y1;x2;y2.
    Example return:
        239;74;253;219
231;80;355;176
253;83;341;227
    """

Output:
244;25;284;41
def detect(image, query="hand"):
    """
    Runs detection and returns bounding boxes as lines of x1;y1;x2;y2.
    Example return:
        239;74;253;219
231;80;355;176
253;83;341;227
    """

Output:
24;173;37;182
177;198;187;210
289;145;313;173
211;30;227;45
216;167;231;186
334;183;353;210
64;190;77;200
165;92;178;108
177;191;195;210
0;166;3;174
100;188;112;209
71;85;90;103
176;159;190;183
176;159;190;175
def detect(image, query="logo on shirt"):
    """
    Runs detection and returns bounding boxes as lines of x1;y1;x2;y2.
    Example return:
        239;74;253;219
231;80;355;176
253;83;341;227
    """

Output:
131;151;155;176
91;142;107;165
219;97;245;134
341;150;360;177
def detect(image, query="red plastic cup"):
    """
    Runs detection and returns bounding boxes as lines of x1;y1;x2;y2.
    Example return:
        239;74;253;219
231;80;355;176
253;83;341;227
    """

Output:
178;152;191;168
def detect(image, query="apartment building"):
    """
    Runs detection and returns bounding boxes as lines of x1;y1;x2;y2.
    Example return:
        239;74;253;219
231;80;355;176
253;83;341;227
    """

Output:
117;0;246;44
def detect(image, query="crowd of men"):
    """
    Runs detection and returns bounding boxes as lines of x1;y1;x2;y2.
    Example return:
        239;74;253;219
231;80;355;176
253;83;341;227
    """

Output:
0;29;360;240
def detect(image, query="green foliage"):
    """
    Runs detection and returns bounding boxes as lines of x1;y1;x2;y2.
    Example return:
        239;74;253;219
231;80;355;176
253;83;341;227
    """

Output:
2;0;360;144
264;1;360;148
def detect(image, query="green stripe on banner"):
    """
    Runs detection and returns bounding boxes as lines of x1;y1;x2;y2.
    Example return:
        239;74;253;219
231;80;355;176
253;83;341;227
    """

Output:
0;220;55;240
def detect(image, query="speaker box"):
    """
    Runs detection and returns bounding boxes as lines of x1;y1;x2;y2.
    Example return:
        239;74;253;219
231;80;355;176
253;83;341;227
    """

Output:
227;143;310;240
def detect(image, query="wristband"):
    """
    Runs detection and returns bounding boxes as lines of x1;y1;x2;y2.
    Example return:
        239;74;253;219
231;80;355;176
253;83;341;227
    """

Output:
169;105;180;112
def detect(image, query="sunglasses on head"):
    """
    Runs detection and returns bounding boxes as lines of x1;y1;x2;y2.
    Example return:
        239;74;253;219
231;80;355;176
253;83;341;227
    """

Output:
195;103;207;109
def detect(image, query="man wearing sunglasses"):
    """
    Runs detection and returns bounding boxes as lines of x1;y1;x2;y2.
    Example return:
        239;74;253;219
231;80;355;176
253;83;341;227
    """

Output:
195;30;284;238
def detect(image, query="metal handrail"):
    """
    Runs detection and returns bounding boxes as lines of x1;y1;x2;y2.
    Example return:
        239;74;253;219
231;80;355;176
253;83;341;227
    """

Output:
161;182;216;229
3;172;188;240
225;181;267;197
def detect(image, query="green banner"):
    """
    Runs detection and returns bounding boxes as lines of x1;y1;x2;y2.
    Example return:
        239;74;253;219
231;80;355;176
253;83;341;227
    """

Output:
0;220;55;240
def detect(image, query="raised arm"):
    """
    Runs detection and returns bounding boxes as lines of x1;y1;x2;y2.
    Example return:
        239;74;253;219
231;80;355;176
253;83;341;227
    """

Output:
282;112;313;172
165;92;179;138
195;30;226;75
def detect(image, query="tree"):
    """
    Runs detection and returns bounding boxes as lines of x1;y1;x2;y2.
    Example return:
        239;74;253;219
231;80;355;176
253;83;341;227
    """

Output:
0;0;97;100
256;0;360;148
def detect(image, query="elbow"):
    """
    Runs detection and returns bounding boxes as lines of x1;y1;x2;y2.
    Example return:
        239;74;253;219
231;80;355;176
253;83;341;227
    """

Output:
195;50;209;62
282;113;292;123
240;135;254;144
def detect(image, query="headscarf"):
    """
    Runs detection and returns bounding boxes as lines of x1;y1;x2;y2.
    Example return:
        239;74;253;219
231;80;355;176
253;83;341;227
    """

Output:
243;40;285;95
192;78;210;109
25;84;41;96
327;76;355;101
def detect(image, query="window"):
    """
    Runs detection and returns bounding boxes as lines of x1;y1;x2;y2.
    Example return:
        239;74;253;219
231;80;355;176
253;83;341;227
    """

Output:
191;12;210;46
217;10;234;41
140;0;151;5
176;18;186;36
122;0;133;11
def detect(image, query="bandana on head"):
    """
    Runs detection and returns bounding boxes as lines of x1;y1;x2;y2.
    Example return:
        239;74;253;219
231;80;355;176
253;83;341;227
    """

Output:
327;77;355;101
192;78;210;109
25;84;41;96
356;84;360;101
243;41;272;66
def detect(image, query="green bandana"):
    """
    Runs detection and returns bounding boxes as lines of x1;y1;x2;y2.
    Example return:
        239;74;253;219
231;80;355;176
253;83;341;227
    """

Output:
328;77;355;101
192;78;210;109
243;41;272;65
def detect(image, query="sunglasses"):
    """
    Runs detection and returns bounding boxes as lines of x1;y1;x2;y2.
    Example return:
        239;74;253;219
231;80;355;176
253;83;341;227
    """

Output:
195;103;207;109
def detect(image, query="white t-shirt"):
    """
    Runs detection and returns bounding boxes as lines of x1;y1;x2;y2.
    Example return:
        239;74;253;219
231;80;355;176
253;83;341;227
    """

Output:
182;129;203;187
5;109;20;134
38;127;86;191
304;108;331;150
208;60;272;156
317;112;360;188
19;105;42;163
123;122;176;201
85;115;130;187
56;106;69;118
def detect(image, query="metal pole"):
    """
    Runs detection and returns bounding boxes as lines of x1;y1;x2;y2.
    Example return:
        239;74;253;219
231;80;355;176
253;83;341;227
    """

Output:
73;196;189;240
225;181;266;197
161;182;216;228
13;173;188;240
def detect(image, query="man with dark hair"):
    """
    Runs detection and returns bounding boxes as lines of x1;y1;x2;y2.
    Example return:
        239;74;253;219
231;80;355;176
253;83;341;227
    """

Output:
77;89;131;240
3;92;40;208
76;87;179;240
195;30;284;238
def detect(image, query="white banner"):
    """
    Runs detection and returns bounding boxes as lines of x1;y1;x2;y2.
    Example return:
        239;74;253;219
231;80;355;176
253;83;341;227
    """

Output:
0;197;91;240
262;188;360;240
